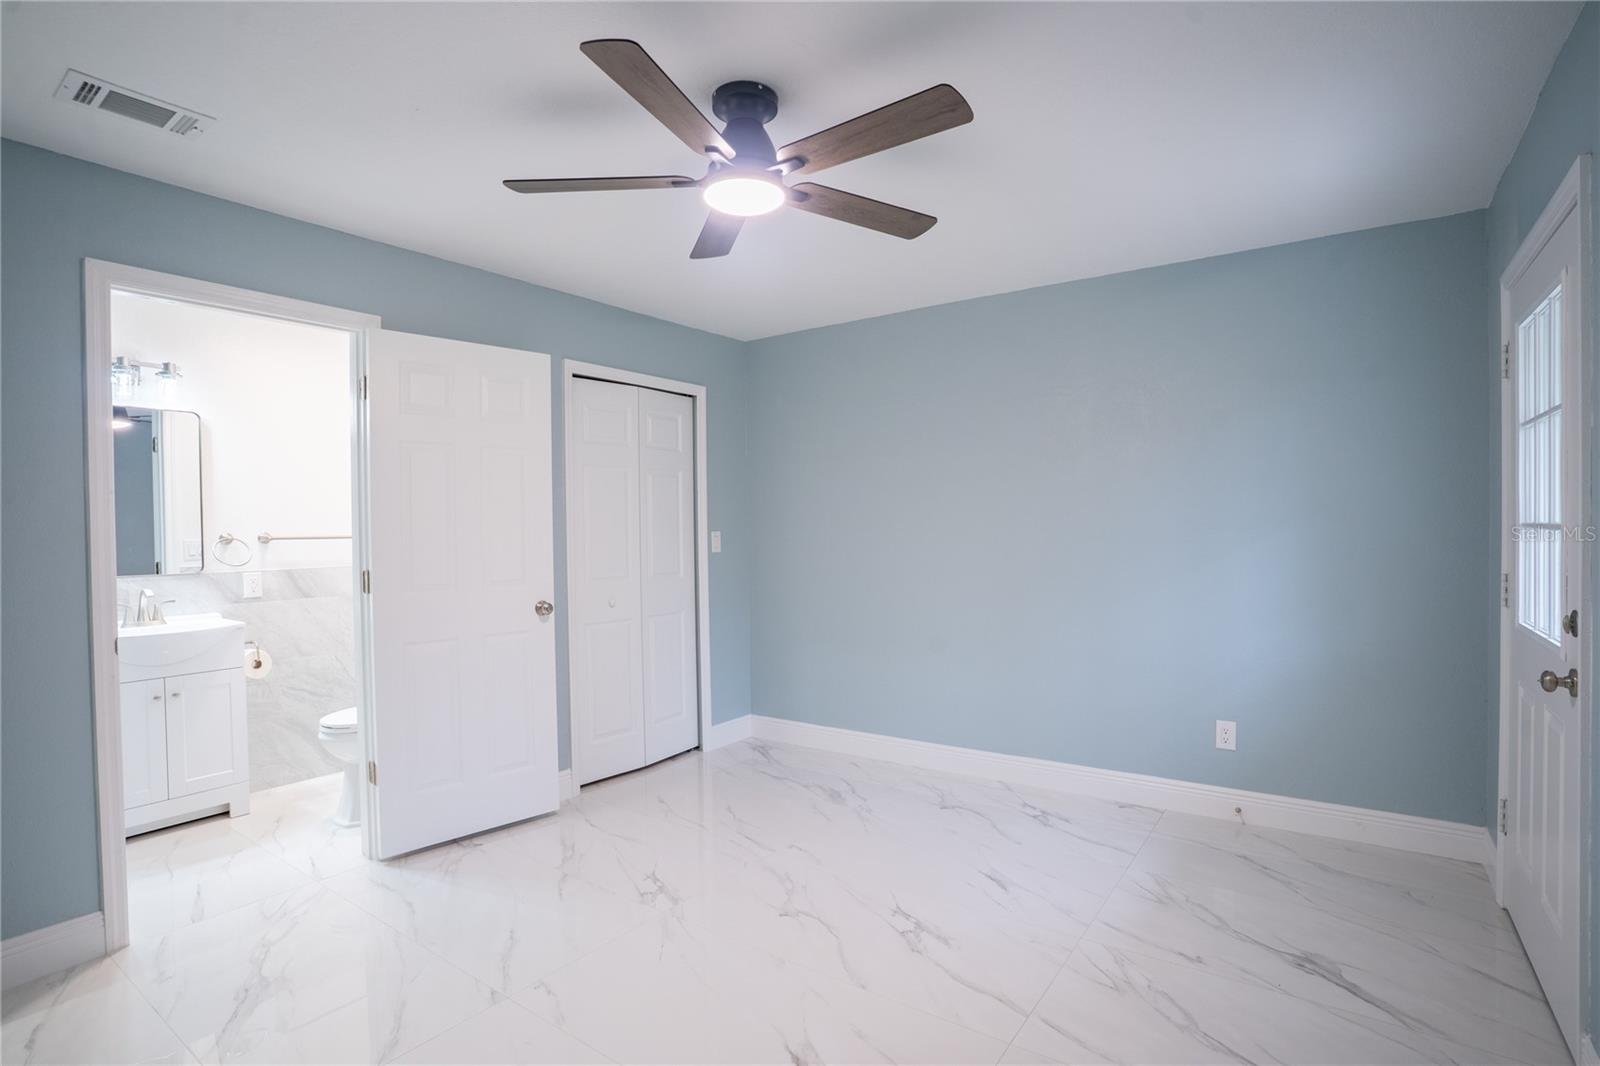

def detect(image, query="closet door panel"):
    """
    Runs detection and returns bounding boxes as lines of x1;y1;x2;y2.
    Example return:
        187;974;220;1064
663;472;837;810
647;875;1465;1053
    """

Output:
638;388;699;763
570;378;647;784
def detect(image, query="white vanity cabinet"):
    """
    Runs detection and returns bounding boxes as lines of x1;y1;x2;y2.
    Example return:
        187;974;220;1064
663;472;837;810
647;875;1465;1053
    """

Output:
118;615;250;835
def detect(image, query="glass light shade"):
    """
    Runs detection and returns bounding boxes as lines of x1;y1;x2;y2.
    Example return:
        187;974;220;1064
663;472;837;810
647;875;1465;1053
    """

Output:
701;173;785;217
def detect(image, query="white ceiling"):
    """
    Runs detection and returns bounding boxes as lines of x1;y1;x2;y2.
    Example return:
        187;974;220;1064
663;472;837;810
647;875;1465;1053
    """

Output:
1;2;1581;340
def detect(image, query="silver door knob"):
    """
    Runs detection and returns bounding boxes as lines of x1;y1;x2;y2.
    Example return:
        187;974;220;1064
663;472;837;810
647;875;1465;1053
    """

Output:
535;600;555;618
1539;669;1578;697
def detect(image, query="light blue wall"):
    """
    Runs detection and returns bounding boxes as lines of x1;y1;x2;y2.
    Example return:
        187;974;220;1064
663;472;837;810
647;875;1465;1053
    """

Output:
747;211;1492;826
1482;1;1599;1045
0;139;752;939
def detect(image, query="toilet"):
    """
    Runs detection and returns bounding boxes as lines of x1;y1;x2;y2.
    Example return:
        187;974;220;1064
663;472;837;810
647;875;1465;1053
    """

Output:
317;707;361;827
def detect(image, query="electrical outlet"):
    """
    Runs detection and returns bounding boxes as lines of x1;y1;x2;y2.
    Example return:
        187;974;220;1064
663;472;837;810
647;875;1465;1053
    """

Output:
242;571;263;599
1215;720;1237;751
711;531;722;554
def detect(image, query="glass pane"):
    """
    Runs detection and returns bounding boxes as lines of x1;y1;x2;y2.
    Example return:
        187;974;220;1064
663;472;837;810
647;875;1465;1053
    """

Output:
1514;282;1564;644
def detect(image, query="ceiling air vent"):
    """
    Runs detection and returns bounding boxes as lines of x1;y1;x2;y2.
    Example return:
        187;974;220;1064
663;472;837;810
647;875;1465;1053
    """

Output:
53;69;212;137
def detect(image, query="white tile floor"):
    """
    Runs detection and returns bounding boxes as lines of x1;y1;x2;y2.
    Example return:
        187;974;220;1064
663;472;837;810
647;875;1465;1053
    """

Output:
1;739;1572;1065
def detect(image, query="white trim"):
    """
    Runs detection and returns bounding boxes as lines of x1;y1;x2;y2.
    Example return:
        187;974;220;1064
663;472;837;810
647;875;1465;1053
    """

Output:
83;259;380;953
704;714;752;751
1582;1035;1599;1066
1495;156;1593;907
558;769;575;803
747;716;1488;863
0;913;106;990
561;359;713;791
1482;825;1498;885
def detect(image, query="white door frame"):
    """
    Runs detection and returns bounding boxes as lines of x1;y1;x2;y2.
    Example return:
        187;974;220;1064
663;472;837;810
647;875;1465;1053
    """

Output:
82;259;380;953
1491;156;1593;947
561;359;713;790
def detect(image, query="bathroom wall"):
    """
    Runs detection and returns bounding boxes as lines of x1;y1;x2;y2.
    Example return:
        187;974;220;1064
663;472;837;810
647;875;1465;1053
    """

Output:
116;568;354;791
112;291;354;572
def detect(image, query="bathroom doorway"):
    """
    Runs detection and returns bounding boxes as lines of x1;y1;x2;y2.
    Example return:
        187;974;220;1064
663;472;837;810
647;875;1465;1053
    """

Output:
84;261;381;952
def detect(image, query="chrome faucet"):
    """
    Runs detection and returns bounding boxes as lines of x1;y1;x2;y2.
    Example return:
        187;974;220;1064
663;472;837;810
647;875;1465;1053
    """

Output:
131;588;168;626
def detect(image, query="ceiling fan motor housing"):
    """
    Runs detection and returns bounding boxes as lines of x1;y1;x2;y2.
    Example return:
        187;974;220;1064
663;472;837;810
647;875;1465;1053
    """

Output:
712;81;779;165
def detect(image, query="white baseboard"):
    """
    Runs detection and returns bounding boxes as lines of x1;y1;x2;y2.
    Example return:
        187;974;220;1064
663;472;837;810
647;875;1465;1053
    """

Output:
1;912;106;990
704;714;752;751
558;768;575;803
748;716;1487;864
1580;1034;1599;1066
1481;826;1499;886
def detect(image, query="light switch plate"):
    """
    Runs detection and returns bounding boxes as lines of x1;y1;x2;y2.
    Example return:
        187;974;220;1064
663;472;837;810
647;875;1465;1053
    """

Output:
242;571;263;599
711;531;722;554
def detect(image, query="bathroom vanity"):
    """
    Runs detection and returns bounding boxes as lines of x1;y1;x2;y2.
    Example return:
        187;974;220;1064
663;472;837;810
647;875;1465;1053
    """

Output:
118;613;249;835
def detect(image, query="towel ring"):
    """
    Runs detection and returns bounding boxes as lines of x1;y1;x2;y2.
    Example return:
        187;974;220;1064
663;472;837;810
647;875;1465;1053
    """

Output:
211;532;253;567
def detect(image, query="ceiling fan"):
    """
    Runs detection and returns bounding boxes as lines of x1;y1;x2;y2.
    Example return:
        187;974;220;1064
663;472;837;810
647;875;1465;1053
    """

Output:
503;39;974;259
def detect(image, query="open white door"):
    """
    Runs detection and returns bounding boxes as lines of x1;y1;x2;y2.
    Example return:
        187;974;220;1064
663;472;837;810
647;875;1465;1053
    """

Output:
1503;186;1584;1056
367;329;558;858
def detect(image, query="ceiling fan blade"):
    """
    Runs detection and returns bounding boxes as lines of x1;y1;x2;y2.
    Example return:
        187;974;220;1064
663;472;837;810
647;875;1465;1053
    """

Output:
788;183;936;239
776;85;972;177
503;176;695;193
580;39;733;159
690;212;744;259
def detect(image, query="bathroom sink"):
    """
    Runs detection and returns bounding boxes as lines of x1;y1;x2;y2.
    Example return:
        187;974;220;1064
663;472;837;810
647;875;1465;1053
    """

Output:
117;613;245;671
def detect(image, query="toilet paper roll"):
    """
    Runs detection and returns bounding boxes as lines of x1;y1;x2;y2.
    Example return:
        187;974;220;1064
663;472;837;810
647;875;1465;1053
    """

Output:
244;647;273;679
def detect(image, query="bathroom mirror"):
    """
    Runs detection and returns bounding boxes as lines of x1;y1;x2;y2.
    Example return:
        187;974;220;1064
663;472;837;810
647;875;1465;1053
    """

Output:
113;407;203;576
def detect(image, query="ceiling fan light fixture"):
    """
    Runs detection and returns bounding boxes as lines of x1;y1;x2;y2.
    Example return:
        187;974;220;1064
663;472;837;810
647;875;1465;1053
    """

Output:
701;171;785;217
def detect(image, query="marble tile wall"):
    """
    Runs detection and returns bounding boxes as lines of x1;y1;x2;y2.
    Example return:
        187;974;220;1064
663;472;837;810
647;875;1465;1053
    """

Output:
116;567;355;791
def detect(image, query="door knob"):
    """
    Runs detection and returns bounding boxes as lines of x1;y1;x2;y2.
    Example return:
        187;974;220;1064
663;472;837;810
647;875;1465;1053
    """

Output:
1539;668;1578;697
535;600;555;618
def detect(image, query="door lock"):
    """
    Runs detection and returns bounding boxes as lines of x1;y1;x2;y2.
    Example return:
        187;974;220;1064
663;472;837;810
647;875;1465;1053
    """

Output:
1563;609;1579;637
1539;668;1578;697
535;600;555;618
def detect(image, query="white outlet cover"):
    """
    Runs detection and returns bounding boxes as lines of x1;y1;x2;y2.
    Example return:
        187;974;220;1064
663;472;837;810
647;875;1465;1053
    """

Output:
711;531;722;554
242;571;263;599
1215;720;1237;751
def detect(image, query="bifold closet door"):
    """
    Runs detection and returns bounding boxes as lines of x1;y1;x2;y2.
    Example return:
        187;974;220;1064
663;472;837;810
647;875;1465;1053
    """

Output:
367;329;559;858
570;378;648;784
571;378;699;785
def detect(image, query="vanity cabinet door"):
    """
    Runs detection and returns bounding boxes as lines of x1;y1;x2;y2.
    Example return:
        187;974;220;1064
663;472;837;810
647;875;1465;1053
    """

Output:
120;679;168;808
165;668;246;798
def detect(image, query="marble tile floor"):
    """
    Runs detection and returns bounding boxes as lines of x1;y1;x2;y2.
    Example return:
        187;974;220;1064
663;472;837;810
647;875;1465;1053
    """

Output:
1;739;1572;1065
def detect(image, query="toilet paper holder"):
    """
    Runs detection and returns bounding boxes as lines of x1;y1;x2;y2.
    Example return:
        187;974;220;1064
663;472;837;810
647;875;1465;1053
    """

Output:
244;641;264;668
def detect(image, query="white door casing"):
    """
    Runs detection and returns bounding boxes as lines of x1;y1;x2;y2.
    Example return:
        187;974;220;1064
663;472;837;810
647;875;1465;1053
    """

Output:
639;387;700;764
569;377;648;784
366;329;559;857
1500;159;1587;1059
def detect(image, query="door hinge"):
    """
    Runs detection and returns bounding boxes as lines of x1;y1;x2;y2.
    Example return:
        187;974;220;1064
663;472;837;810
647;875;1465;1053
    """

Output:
1503;343;1511;380
359;374;368;400
1502;572;1510;608
361;569;371;594
1499;796;1509;836
368;761;378;786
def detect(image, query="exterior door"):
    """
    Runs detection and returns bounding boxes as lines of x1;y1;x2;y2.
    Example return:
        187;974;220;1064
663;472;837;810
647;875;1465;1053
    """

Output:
569;378;648;784
367;330;559;857
1504;202;1583;1054
164;669;245;798
639;388;699;764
